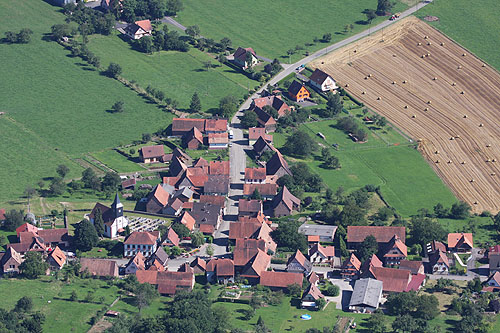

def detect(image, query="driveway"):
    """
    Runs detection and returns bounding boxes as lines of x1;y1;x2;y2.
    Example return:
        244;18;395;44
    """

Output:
328;278;353;310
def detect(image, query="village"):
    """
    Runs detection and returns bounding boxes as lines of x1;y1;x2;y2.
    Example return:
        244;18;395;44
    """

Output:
2;0;500;332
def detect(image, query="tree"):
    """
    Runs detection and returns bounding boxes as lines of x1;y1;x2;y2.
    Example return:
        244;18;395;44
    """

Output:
324;284;340;296
240;110;258;128
339;237;349;258
101;172;121;193
409;215;446;246
218;95;238;118
250;188;262;200
450;201;471;219
206;244;214;256
283;130;317;157
166;0;184;15
315;297;326;310
172;223;191;239
321;147;331;161
189;92;201;113
106;62;122;78
415;294;439;320
74;220;99;252
93;207;105;236
134;282;159;312
82;168;100;190
365;311;388;333
136;35;153;53
111;100;124;113
385;291;418;316
495;212;500;232
185;25;200;38
0;234;7;247
4;31;16;43
70;291;78;301
19;252;48;279
322;33;332;42
50;24;71;41
219;37;231;50
433;202;449;218
340;199;366;227
16;28;33;44
356;235;378;262
271;221;307;253
255;316;270;333
189;231;204;248
325;92;343;117
467;277;482;293
49;177;66;196
56;164;70;178
323;155;340;169
392;314;428;333
363;9;377;24
142;133;151;143
14;296;33;312
376;116;387;127
377;0;395;15
85;291;95;303
3;209;25;231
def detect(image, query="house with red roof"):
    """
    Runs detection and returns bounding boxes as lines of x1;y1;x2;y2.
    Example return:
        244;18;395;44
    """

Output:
205;119;228;133
238;199;263;218
47;246;66;270
144;185;170;214
253;107;277;132
179;211;196;231
136;270;195;295
209;160;230;175
1;247;22;274
341;253;362;279
245;167;267;184
0;209;6;222
260;271;303;291
346;226;406;250
428;250;449;274
243;184;278;200
125;252;145;275
206;258;234;284
489;246;500;274
172;118;206;136
139;145;165;163
272;186;300;217
448;233;473;253
208;132;229;149
251;95;291;118
485;271;500;292
233;238;271;283
124;19;152;39
183;127;204;149
266;151;292;178
248;127;273;146
162;227;179;247
382;235;407;266
361;254;383;277
190;257;206;274
229;221;276;253
124;231;160;257
364;266;412;293
80;258;119;277
16;223;38;237
309;244;336;266
301;283;324;309
287;250;312;275
399;260;424;275
232;47;258;69
253;136;277;158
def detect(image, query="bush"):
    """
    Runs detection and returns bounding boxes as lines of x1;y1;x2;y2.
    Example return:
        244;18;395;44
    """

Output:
324;284;339;297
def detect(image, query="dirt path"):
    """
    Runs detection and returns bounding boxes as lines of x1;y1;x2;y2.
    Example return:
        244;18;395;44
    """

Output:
312;17;500;213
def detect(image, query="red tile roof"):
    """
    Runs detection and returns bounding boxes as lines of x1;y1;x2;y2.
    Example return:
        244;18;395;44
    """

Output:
185;167;208;187
16;223;38;237
38;229;70;244
245;168;267;180
48;246;66;267
194;157;209;168
288;249;309;268
429;240;446;253
399;260;423;274
238;199;262;213
0;209;5;221
229;222;261;240
448;233;473;249
248;127;273;142
179;212;196;231
370;267;411;293
80;258;118;277
309;244;335;257
121;178;136;189
208;132;229;144
206;258;234;277
141;145;165;159
200;195;226;207
272;186;300;212
172;118;205;133
405;273;426;292
128;252;146;270
260;271;303;288
135;19;152;32
243;184;278;196
308;235;320;242
190;257;206;271
242;249;270;278
205;119;227;132
136;270;157;284
209;160;230;175
199;224;215;234
150;185;170;206
165;228;179;247
342;253;362;271
385;235;407;257
347;226;406;244
233;238;266;266
124;231;159;245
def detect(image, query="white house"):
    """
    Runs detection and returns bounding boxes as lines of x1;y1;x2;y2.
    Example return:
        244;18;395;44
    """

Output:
124;252;145;274
233;47;258;70
308;244;336;266
124;20;152;40
429;250;449;275
88;194;128;239
308;69;338;92
123;231;160;257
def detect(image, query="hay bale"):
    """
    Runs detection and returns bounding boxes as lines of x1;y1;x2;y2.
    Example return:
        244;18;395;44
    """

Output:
492;173;496;176
368;74;372;77
427;42;432;46
482;64;486;67
450;137;455;140
460;91;465;95
392;81;396;84
377;97;381;100
462;53;466;56
448;160;452;164
479;123;484;127
432;77;437;81
474;201;478;205
440;42;445;46
362;91;366;95
461;161;466;164
404;105;408;109
424;35;428;39
421;55;426;58
486;144;491;147
427;53;431;56
458;65;462;69
493;158;497;162
463;115;467;118
353;50;357;53
412;115;416;118
486;159;491;162
470;179;474;183
345;84;349;87
435;150;439;154
435;160;440;163
452;82;456;86
455;135;460;139
403;80;407;84
364;76;368;80
417;42;422;46
424;108;429;111
427;101;432;104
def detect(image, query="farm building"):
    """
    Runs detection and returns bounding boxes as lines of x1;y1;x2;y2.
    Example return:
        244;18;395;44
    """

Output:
139;145;165;163
349;278;383;312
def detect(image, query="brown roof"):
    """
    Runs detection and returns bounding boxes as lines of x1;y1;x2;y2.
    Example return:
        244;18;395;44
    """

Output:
245;168;267;180
243;184;278;196
248;127;267;140
242;249;270;278
190;257;206;271
200;195;226;207
184;127;203;144
148;259;165;271
207;258;234;277
135;19;152;32
80;258;118;277
303;283;324;300
253;136;277;155
141;145;165;159
266;151;291;176
136;270;157;284
238;199;262;213
448;233;473;248
347;226;406;244
309;243;335;257
37;228;70;244
272;186;300;211
287;249;309;267
194;157;209;168
308;235;320;242
178;262;194;273
308;272;319;285
229;222;261;240
260;271;303;288
234;47;256;61
163;176;180;186
172;118;205;133
2;247;21;266
147;185;170;207
342;253;362;271
209;160;230;175
399;260;423;274
429;240;446;253
370;267;411;293
121;178;136;189
0;209;5;221
384;235;408;257
199;224;215;234
48;246;66;267
309;69;331;85
179;212;196;231
238;211;271;225
172;147;191;162
124;231;159;245
429;250;449;267
204;175;230;194
233;238;266;266
185;167;208;187
128;252;145;270
16;223;38;237
208;132;229;144
254;107;276;126
205;119;227;132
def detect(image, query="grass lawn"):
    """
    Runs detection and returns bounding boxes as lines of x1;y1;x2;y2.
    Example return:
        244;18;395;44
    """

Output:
416;0;500;71
0;0;173;202
213;297;369;332
91;150;146;173
87;33;254;112
438;216;495;247
0;277;121;333
176;0;409;61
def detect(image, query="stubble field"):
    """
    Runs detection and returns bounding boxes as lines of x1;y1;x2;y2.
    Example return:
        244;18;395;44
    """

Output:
312;17;500;213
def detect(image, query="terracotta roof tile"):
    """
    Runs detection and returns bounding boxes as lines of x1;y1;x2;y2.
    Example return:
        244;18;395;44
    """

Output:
80;258;118;277
370;267;411;293
48;246;66;267
238;199;262;213
243;184;278;196
208;132;229;144
140;145;165;159
205;119;227;132
347;226;406;244
209;160;230;175
179;212;196;231
172;118;205;133
245;168;267;180
200;195;226;207
260;271;303;288
124;231;159;245
448;233;473;249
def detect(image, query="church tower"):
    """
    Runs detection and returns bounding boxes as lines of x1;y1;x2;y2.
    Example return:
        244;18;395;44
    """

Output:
111;193;123;218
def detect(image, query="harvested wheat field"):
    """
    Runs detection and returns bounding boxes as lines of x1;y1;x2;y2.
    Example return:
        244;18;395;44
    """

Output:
311;17;500;213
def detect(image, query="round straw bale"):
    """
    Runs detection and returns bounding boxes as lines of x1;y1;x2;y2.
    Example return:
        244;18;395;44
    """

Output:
493;159;497;162
435;160;439;163
377;97;381;100
492;173;496;176
479;123;484;127
470;179;474;183
427;42;432;46
392;81;396;84
458;65;462;69
435;150;439;154
448;160;452;164
412;115;416;118
345;84;349;87
421;55;426;58
450;137;455;140
368;74;372;77
440;42;445;46
353;50;357;53
432;77;437;80
460;91;465;94
427;53;431;56
417;42;422;46
364;76;368;80
486;144;491;147
362;91;366;95
474;201;478;205
452;82;456;86
482;64;486;67
455;135;460;139
427;101;432;104
463;115;467;118
404;105;408;109
424;108;429;111
424;35;428;39
403;80;407;84
461;161;466;164
462;53;466;56
486;159;491;162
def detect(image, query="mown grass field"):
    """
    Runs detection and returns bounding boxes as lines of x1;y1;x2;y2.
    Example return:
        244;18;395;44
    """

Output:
0;0;173;203
416;0;500;71
91;150;146;173
0;277;120;333
87;32;255;112
176;0;408;61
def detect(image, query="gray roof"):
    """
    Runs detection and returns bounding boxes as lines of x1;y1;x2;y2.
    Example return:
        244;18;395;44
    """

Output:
153;247;169;266
161;183;176;195
349;278;383;308
298;224;337;238
173;187;194;200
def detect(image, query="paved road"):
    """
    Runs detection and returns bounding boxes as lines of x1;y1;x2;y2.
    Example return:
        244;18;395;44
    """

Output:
236;0;433;112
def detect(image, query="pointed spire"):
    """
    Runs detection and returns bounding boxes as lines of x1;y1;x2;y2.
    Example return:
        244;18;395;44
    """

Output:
113;192;121;206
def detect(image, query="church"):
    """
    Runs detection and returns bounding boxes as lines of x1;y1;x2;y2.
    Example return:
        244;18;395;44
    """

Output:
88;193;129;238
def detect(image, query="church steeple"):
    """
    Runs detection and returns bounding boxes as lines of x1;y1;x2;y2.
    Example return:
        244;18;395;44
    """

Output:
111;193;123;218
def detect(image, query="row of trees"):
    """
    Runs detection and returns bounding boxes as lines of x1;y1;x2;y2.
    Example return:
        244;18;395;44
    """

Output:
63;3;115;37
112;0;184;22
0;296;45;333
3;29;33;44
134;27;189;53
